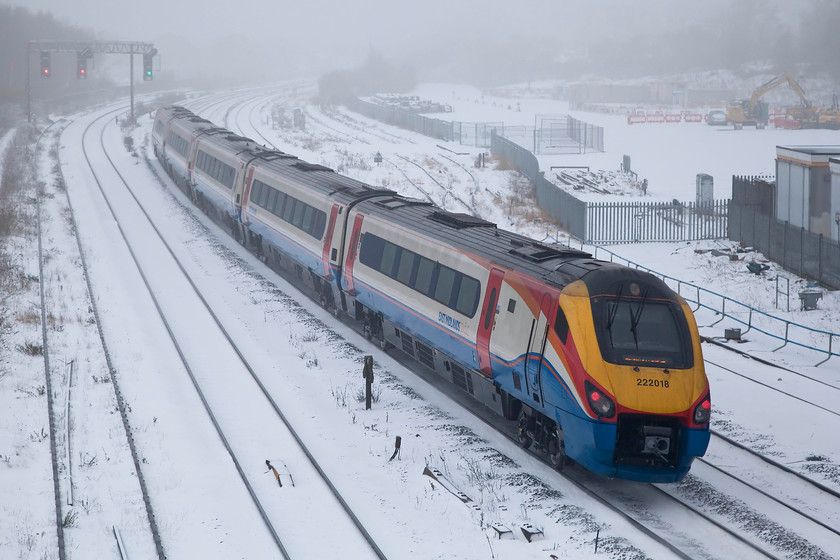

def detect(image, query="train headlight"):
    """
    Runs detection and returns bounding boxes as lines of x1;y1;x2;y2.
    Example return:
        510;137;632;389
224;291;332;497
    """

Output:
693;396;711;424
584;380;615;418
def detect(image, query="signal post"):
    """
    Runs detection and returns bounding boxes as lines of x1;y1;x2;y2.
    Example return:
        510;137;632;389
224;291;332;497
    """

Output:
26;40;158;123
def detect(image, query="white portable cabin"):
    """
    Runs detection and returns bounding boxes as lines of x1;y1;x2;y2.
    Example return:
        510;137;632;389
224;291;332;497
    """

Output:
775;145;840;239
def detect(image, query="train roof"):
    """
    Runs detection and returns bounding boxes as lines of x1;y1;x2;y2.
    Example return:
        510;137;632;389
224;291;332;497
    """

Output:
158;106;644;291
354;196;633;290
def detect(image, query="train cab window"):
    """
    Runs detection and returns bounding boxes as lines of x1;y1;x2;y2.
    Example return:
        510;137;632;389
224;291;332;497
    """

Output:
593;293;692;368
414;257;435;295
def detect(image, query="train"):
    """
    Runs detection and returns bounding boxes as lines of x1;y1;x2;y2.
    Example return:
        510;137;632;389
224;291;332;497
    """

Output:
151;105;711;483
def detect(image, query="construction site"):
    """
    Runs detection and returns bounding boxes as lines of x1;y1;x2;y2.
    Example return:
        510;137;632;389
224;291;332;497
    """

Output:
725;71;840;130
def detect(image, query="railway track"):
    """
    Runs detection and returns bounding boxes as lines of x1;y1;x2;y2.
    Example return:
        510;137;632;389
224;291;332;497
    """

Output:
75;106;389;559
38;109;165;559
229;92;840;558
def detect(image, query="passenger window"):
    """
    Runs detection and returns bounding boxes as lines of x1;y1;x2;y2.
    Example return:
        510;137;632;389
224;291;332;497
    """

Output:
379;242;398;276
274;193;286;217
457;276;480;318
434;266;457;306
283;198;296;222
414;257;435;295
301;205;314;232
396;249;415;285
312;211;326;238
266;188;278;212
359;233;384;269
292;202;305;227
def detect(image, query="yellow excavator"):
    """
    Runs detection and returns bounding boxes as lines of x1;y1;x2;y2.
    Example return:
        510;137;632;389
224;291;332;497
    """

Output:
726;71;812;129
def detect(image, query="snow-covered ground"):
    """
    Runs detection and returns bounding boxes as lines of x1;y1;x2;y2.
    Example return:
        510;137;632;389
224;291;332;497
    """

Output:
1;81;839;560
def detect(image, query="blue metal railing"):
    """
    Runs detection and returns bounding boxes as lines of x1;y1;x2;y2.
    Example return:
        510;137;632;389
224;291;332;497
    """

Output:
549;234;838;366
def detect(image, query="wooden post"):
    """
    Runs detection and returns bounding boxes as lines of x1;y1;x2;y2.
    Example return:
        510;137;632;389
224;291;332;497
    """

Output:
363;355;373;410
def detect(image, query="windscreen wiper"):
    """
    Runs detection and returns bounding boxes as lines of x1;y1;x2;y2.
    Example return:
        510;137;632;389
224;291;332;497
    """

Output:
629;287;649;349
605;285;624;347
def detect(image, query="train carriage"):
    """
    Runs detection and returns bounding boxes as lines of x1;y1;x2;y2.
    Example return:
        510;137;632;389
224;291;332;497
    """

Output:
152;106;711;483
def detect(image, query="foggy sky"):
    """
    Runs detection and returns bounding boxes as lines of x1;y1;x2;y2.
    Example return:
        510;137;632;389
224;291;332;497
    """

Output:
5;0;807;86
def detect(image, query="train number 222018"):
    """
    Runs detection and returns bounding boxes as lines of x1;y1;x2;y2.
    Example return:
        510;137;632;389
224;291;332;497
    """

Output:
637;378;669;388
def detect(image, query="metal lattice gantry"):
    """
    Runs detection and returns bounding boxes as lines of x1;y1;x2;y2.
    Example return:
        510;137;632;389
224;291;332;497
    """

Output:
27;40;156;56
26;40;158;123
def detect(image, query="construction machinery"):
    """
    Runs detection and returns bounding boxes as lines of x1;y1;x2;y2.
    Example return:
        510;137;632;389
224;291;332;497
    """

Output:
726;71;813;129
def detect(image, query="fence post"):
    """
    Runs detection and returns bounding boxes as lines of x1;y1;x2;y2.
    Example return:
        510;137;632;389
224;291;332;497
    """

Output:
818;233;823;285
800;226;804;277
816;334;833;367
772;322;790;352
783;222;787;269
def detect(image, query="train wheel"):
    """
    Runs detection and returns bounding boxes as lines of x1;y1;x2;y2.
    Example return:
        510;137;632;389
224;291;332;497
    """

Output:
516;412;532;449
547;436;566;470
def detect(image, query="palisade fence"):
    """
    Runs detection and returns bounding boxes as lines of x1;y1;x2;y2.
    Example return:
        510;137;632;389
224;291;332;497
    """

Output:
490;133;729;244
730;175;840;290
586;199;729;243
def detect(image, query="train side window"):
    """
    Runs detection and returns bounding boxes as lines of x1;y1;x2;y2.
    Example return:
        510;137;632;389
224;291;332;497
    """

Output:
292;202;305;228
554;305;569;344
312;210;326;238
266;188;278;212
359;233;384;269
507;299;516;313
434;266;457;306
274;192;287;217
250;180;262;205
396;248;415;285
458;276;481;318
379;241;399;277
413;257;435;296
300;205;314;233
283;198;296;223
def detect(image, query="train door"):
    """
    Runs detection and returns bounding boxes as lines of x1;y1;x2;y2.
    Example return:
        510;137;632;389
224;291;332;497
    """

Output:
321;203;340;281
239;167;255;224
525;293;552;404
340;213;365;295
476;268;504;377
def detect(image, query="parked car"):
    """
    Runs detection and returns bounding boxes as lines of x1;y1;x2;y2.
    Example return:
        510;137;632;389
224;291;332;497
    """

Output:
707;110;727;126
